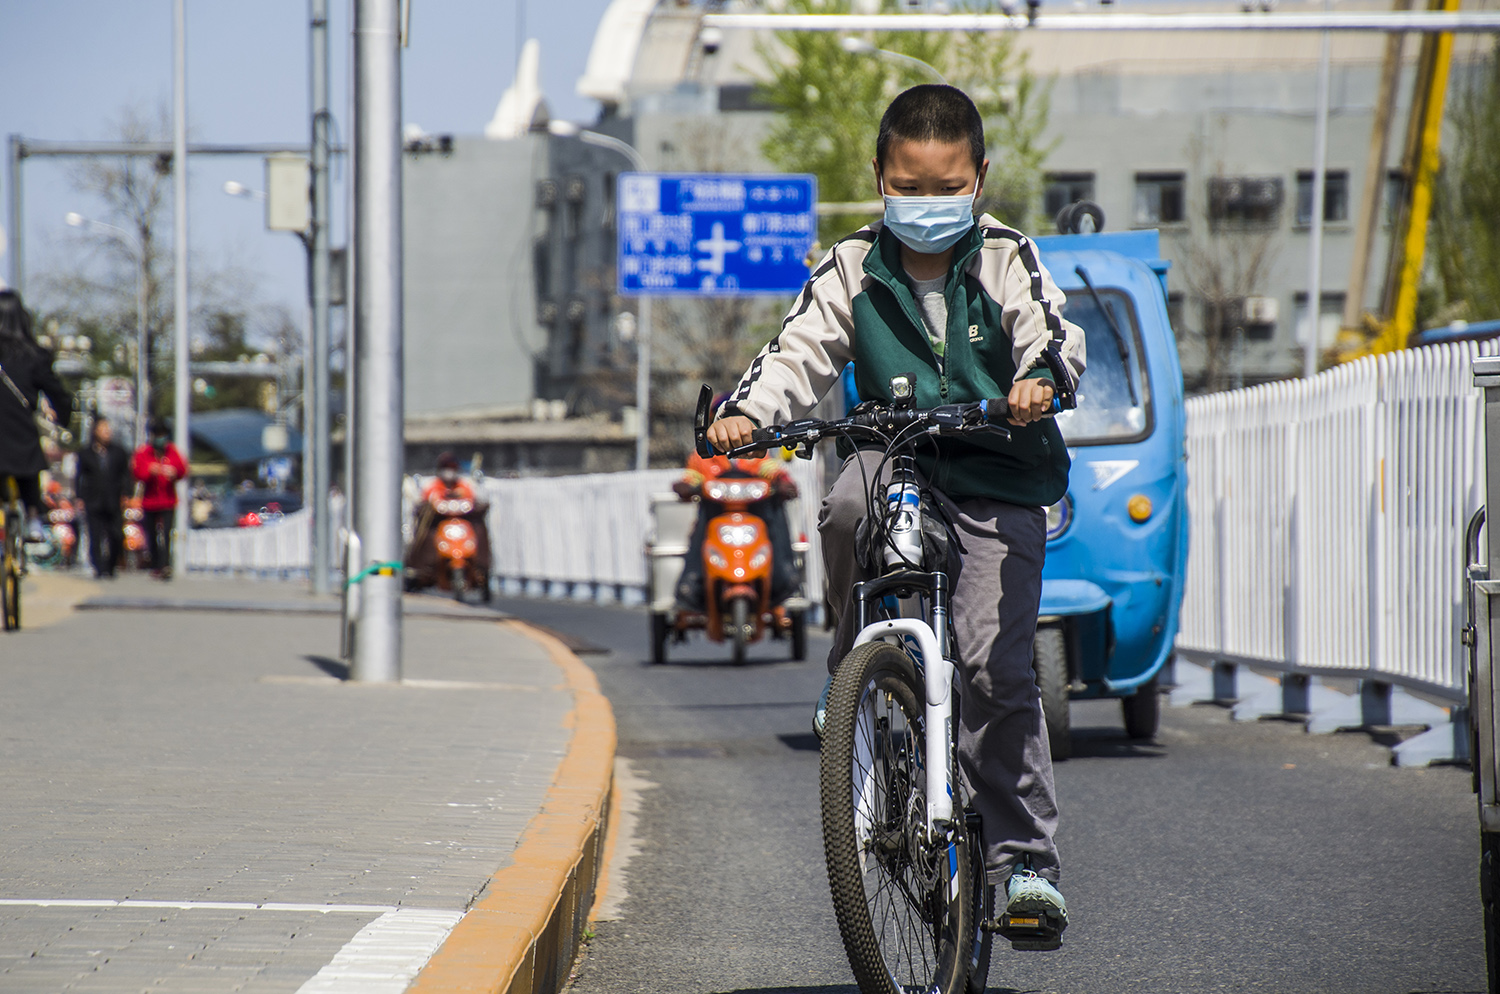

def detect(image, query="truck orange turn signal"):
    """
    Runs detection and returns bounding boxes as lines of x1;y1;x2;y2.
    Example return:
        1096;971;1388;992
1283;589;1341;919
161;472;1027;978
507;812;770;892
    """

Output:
1127;494;1153;523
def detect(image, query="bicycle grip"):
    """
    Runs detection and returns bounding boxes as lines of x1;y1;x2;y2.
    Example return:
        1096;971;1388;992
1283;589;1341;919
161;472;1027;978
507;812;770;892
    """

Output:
749;426;781;448
981;394;1062;422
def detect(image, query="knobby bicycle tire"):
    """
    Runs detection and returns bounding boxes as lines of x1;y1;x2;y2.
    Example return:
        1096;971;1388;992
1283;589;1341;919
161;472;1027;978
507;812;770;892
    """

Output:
820;640;976;994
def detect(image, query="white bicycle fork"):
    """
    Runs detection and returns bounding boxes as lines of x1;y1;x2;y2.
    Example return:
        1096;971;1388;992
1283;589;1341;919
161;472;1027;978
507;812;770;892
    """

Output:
853;617;955;833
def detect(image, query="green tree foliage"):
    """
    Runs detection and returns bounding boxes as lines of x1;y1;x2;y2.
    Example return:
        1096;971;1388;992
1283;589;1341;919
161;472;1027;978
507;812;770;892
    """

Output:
1428;45;1500;325
756;1;1052;246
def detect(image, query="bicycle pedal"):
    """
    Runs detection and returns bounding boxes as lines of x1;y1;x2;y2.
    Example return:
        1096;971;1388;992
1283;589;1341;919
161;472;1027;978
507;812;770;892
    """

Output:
983;912;1064;951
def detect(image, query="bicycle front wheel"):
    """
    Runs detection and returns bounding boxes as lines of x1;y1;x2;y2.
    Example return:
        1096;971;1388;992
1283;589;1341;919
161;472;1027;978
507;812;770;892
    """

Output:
820;640;976;994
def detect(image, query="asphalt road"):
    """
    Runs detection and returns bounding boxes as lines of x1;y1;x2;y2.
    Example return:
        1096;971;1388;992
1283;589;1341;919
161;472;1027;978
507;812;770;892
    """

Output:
495;596;1486;994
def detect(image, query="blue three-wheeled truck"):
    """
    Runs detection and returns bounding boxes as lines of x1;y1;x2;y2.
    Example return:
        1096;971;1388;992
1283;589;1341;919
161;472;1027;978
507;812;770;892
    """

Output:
1028;214;1190;759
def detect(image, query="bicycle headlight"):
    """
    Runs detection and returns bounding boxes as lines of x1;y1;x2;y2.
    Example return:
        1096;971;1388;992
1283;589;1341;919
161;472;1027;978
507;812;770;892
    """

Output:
1045;495;1073;541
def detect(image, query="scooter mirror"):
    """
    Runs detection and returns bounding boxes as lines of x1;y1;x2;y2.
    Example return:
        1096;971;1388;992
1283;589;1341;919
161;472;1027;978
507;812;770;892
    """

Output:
693;383;715;458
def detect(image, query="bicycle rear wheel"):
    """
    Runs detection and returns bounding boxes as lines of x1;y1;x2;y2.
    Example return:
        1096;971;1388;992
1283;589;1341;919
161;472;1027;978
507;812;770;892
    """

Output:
820;640;976;994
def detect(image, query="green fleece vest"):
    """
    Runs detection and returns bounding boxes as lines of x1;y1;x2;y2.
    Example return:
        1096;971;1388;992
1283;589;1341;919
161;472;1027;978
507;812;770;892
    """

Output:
847;225;1071;507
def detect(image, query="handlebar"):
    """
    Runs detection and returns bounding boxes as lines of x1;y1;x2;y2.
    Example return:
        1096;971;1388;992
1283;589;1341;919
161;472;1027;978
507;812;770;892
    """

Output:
693;384;1044;460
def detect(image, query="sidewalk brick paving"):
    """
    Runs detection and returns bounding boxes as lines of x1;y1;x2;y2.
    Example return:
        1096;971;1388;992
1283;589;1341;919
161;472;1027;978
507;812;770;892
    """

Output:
0;575;574;992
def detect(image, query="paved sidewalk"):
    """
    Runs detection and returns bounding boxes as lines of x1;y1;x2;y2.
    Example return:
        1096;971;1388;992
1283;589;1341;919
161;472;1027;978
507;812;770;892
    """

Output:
0;573;585;993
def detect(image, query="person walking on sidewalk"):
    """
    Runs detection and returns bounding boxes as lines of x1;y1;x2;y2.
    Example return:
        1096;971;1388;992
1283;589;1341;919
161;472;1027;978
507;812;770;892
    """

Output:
132;420;187;580
76;416;131;578
0;289;74;544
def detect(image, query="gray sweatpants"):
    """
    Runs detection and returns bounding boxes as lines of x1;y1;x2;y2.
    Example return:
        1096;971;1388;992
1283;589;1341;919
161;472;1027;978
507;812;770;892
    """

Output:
818;451;1061;886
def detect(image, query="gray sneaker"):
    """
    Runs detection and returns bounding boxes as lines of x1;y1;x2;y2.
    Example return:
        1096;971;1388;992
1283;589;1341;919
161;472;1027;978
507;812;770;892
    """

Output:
991;867;1067;951
812;673;833;740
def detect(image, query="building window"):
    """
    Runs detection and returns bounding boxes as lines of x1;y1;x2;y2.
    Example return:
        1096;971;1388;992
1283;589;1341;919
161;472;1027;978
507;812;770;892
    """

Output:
1384;169;1407;227
1213;296;1278;342
1134;172;1186;225
1166;291;1186;333
1295;170;1349;225
602;171;617;233
1208;176;1284;226
1043;172;1095;223
1293;291;1346;351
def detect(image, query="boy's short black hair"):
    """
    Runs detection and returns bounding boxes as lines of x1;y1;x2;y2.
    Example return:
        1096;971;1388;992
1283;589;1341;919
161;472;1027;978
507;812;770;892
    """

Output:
876;84;986;172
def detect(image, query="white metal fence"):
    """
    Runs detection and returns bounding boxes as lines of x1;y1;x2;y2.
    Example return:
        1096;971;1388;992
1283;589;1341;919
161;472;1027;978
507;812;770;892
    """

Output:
483;456;829;600
184;458;831;600
1177;341;1490;700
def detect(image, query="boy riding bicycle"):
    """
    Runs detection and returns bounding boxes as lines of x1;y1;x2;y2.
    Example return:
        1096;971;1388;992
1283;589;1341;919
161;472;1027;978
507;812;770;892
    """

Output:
706;84;1086;948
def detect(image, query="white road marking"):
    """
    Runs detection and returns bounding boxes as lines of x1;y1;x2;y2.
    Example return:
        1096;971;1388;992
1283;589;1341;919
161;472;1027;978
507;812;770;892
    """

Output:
296;907;465;994
0;899;402;913
1;899;467;991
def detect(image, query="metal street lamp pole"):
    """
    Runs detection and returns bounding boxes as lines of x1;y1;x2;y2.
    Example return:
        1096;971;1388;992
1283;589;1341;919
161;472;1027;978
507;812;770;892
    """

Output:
351;0;404;681
172;0;191;577
309;0;333;595
1303;4;1332;380
839;36;947;83
565;127;652;471
65;213;148;446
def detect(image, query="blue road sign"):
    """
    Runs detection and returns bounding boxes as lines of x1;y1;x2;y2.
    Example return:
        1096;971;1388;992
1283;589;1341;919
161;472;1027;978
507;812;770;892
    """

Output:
617;172;818;296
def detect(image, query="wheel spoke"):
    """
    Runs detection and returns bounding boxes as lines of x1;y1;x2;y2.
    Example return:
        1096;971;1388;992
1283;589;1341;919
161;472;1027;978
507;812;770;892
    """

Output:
824;642;970;994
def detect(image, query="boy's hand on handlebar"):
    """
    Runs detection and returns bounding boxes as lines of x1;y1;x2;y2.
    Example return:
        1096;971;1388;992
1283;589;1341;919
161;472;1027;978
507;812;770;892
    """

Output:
706;415;764;456
1006;379;1056;426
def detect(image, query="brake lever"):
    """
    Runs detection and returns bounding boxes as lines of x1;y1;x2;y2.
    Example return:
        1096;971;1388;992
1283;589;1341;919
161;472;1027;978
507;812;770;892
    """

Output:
965;422;1012;442
693;384;715;458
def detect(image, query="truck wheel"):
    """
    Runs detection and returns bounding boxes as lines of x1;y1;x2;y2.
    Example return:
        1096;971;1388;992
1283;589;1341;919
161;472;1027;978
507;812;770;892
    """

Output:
651;612;669;666
1032;625;1071;761
790;610;807;662
1122;676;1161;740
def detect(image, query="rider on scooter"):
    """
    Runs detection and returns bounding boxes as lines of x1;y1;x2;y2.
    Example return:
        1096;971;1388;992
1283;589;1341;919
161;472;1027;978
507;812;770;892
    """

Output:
672;441;799;613
405;452;491;590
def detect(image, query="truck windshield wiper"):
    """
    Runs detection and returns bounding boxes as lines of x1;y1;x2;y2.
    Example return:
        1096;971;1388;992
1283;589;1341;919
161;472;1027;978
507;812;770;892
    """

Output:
1074;265;1141;407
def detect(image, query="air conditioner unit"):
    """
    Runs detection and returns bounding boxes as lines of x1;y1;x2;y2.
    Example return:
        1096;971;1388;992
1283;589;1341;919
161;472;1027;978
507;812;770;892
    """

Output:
1243;296;1279;324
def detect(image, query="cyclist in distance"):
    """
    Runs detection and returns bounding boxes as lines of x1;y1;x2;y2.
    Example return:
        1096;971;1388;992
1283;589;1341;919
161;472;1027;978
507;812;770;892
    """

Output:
705;85;1086;948
0;289;74;544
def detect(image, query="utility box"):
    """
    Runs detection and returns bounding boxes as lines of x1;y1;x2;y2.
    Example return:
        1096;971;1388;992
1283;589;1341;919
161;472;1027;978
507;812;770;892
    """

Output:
265;154;310;233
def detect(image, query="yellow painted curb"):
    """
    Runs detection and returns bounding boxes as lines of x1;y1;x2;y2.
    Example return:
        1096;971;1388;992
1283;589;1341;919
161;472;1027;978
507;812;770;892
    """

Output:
410;619;617;994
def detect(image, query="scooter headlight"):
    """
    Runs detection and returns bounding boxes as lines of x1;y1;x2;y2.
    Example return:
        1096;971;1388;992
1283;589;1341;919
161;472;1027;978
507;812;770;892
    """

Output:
748;544;771;570
1045;495;1073;541
704;479;771;503
707;548;729;568
717;522;759;547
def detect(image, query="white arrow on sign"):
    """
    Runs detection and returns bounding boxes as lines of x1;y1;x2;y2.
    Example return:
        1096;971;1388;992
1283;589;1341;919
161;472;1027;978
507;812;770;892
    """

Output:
694;222;742;276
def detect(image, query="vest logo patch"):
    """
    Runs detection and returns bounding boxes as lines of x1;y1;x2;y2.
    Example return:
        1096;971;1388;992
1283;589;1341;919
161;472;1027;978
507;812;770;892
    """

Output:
968;324;982;343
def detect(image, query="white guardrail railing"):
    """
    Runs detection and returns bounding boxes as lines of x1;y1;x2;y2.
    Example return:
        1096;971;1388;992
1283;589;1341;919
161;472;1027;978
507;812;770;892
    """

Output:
184;457;831;603
1178;340;1491;710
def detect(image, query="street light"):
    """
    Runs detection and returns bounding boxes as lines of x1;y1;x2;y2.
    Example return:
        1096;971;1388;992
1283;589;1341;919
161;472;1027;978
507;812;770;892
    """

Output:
223;180;267;201
839;36;948;83
547;120;654;472
65;211;149;446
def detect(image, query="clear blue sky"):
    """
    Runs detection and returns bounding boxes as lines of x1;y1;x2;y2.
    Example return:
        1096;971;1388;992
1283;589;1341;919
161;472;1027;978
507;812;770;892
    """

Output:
1;0;616;329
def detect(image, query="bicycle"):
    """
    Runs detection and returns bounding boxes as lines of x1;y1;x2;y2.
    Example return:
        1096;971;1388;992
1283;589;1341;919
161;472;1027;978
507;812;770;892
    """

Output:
696;376;1062;994
2;476;25;631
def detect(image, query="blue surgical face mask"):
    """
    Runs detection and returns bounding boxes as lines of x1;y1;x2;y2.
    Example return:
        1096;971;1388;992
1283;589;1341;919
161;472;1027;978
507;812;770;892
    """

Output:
881;178;978;255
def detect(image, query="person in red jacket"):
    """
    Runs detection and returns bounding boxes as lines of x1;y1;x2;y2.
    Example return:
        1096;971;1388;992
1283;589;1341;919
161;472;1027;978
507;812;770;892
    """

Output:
132;420;188;579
